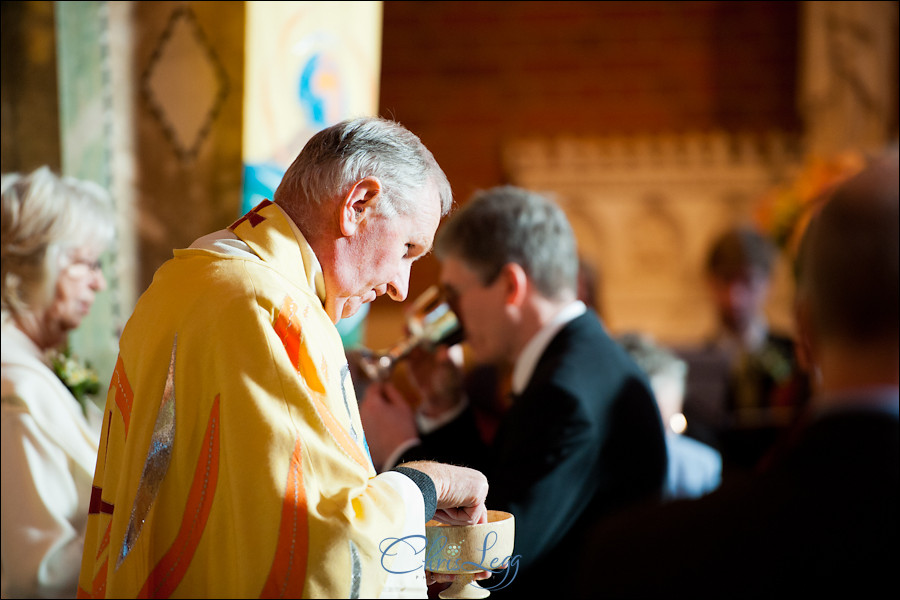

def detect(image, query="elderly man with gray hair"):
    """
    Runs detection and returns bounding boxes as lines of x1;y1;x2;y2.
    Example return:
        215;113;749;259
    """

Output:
77;117;489;599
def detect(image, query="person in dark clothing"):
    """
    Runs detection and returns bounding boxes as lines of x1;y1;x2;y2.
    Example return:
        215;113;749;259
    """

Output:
576;150;899;599
361;185;668;597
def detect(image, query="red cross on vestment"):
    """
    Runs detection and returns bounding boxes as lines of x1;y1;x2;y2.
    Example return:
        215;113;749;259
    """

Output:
229;199;273;231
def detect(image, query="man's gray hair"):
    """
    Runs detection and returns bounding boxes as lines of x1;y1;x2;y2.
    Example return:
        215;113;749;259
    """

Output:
274;117;453;235
1;166;115;318
435;185;579;300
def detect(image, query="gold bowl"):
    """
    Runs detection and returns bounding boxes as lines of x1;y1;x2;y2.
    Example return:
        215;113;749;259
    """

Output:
425;510;515;599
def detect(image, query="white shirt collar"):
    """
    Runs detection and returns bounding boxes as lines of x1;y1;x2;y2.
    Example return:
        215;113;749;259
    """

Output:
511;300;587;395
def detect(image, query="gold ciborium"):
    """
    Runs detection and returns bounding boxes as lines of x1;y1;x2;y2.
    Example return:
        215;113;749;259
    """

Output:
425;510;515;599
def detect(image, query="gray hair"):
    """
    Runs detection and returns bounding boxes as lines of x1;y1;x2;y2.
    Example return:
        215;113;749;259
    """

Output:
274;117;453;236
435;185;579;300
1;166;115;318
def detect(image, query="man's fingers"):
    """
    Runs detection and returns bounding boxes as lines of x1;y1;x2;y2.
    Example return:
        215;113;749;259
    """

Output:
432;503;487;526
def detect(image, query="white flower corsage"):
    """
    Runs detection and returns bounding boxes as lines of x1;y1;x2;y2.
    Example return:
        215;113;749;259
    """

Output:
49;348;100;416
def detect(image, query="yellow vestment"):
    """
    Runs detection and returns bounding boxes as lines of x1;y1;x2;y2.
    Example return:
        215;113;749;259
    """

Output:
78;201;422;598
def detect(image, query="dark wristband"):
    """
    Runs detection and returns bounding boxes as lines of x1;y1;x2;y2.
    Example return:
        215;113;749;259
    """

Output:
392;466;437;521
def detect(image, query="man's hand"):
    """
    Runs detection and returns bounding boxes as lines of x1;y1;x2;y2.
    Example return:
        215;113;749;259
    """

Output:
396;460;489;526
358;381;418;470
408;461;493;587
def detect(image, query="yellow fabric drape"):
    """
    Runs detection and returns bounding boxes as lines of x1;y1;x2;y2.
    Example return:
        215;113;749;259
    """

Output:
78;201;407;598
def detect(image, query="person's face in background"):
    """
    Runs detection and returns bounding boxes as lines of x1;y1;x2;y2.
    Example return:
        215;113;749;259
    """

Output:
707;266;770;336
44;247;107;340
440;255;513;369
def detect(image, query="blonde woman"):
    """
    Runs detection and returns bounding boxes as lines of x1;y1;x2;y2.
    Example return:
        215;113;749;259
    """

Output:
1;166;115;598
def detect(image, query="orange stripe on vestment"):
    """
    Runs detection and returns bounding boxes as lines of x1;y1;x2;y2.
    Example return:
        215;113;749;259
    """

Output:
76;554;108;600
137;395;221;599
91;556;108;598
77;522;112;599
260;436;308;598
273;297;304;375
273;297;369;469
111;355;134;437
95;519;112;560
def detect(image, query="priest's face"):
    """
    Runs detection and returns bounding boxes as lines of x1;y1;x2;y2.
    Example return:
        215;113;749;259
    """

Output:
325;184;442;324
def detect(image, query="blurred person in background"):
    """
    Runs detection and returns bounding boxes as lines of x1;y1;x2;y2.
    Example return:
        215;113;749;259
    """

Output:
2;166;115;598
617;332;722;501
681;224;810;479
578;150;898;599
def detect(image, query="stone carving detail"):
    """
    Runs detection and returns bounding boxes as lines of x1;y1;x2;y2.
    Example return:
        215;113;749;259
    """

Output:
799;1;898;156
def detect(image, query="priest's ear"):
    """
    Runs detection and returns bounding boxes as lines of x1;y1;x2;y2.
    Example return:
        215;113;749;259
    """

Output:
339;177;382;236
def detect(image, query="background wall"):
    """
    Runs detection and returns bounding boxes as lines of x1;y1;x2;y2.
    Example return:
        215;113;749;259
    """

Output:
379;0;802;205
2;1;897;358
371;0;803;346
1;1;61;173
366;0;897;350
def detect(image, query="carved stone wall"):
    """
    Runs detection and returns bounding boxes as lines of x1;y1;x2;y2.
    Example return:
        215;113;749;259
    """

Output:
799;1;899;156
503;132;803;346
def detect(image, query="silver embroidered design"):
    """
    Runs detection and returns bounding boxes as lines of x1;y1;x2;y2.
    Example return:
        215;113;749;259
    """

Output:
340;363;360;445
349;539;361;599
117;336;178;568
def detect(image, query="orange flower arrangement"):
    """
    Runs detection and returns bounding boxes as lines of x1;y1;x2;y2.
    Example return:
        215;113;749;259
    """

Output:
754;151;866;256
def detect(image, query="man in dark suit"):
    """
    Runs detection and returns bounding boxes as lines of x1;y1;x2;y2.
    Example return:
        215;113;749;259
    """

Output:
682;224;811;478
576;150;899;599
360;186;668;596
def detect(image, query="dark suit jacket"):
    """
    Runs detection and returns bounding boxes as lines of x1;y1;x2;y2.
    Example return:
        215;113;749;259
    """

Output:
577;405;900;599
678;332;812;477
402;311;668;596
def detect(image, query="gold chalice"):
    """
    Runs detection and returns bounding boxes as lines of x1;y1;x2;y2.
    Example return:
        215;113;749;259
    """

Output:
425;510;516;599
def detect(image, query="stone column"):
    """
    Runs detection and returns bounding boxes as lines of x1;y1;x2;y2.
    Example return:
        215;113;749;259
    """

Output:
799;1;899;156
